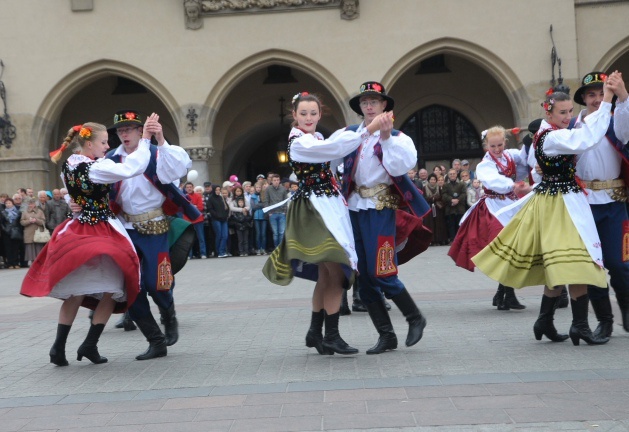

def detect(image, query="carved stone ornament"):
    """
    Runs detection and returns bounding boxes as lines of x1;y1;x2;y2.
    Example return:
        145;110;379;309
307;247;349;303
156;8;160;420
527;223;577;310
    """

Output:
186;146;215;160
185;0;350;24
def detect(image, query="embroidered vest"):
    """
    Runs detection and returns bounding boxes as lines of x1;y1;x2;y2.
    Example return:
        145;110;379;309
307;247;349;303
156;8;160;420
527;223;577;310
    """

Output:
341;125;430;217
106;145;201;220
288;133;338;200
63;161;115;225
533;128;581;195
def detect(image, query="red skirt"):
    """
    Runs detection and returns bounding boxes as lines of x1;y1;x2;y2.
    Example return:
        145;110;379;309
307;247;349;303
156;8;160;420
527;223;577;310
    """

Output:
447;199;503;271
20;218;140;313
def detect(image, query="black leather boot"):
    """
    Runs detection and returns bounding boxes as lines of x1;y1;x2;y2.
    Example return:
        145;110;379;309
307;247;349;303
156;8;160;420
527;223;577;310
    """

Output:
115;311;137;331
569;295;609;346
305;310;333;355
135;314;168;360
614;290;629;332
159;303;179;346
533;295;568;342
365;300;398;354
502;287;526;310
77;323;108;364
556;286;569;308
590;296;614;339
49;323;71;366
492;285;505;308
391;289;426;347
351;282;367;312
340;290;351;316
321;311;358;355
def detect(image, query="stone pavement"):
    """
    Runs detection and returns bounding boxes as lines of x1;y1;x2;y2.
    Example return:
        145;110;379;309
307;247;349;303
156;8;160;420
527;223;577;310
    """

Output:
1;246;629;431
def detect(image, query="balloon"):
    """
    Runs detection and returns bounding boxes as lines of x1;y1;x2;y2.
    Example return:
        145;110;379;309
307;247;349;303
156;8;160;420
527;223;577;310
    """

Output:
187;170;198;182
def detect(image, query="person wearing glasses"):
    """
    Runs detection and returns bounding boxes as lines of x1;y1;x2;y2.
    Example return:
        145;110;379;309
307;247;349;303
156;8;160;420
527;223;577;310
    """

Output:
105;110;199;360
332;81;429;355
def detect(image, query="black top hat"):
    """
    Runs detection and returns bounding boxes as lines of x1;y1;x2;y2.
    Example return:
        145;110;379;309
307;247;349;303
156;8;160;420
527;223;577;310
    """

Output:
111;110;144;129
349;81;395;116
574;72;607;106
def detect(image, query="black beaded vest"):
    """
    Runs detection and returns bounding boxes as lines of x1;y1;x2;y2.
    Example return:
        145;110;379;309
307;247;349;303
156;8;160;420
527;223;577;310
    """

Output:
287;132;339;200
533;128;581;195
63;161;115;225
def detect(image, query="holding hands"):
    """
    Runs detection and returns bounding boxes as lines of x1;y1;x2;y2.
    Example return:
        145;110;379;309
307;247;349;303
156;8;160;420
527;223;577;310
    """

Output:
366;111;395;139
143;113;165;146
605;70;628;103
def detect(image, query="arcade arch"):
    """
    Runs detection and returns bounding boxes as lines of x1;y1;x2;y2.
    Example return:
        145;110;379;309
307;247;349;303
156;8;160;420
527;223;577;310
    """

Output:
33;60;178;186
204;50;351;183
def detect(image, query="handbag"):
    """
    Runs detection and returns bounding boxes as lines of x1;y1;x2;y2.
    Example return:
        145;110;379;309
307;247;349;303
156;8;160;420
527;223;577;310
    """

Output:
9;225;23;241
33;224;51;243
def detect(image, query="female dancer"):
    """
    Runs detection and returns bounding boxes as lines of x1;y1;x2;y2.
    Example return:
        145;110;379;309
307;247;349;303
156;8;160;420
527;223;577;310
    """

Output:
21;119;152;365
263;92;381;355
448;126;530;310
473;77;619;345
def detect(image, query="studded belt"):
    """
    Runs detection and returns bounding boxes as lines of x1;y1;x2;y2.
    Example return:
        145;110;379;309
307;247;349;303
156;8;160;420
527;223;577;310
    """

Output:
355;184;399;210
583;178;624;191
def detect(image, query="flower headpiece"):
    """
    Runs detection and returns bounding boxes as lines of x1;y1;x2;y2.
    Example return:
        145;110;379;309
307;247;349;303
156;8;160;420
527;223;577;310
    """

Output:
78;126;92;139
543;99;555;112
545;87;554;97
292;92;309;104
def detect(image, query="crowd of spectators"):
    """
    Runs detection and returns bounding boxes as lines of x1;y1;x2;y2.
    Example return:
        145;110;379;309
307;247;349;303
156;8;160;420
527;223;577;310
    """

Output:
0;187;70;269
408;159;484;246
185;171;297;259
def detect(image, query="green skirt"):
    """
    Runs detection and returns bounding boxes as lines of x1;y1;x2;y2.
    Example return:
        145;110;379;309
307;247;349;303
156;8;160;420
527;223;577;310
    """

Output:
262;198;354;287
472;192;607;289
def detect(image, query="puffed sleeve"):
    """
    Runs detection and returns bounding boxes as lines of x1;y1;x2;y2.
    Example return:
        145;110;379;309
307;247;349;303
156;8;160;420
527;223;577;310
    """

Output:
380;132;418;176
613;98;629;144
88;138;151;184
475;159;514;194
289;129;366;163
156;141;193;184
544;102;612;155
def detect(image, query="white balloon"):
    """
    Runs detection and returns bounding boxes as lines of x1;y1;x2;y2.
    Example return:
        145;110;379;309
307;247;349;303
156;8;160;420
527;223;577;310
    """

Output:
187;170;198;182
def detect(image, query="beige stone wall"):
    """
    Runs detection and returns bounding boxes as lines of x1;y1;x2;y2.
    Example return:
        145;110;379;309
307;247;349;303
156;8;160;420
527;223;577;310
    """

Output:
0;0;628;192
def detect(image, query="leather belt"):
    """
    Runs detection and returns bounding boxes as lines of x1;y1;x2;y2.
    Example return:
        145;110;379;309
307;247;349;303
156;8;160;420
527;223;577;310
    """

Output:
355;183;389;198
122;208;164;223
355;183;399;210
583;179;624;191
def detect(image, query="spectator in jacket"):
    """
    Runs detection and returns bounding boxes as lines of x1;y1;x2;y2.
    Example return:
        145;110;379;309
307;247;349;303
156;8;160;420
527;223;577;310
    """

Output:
207;185;230;258
184;182;207;259
47;189;70;233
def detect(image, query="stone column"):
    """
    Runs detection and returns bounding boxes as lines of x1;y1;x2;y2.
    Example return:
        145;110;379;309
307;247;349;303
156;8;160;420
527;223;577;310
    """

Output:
185;146;214;184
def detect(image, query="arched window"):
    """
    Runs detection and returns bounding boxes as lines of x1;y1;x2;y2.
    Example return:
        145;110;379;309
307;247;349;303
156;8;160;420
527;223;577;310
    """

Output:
400;105;481;163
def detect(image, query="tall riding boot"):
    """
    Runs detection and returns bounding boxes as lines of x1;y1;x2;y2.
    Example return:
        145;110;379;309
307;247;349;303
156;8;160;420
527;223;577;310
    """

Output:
340;290;351;316
305;310;333;355
115;311;137;331
569;295;609;346
134;314;168;360
590;296;614;339
365;300;398;354
351;281;367;312
321;311;359;355
391;289;427;347
533;295;568;342
492;284;505;308
158;303;179;346
77;323;108;364
49;323;71;366
556;286;569;309
614;290;629;332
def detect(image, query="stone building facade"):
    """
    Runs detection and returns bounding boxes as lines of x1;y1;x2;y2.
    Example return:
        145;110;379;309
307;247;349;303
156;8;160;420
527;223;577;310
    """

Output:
0;0;628;191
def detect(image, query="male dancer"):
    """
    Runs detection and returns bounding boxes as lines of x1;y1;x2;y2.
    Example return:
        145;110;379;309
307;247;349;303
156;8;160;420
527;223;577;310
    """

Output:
572;71;629;338
107;110;198;360
335;81;427;354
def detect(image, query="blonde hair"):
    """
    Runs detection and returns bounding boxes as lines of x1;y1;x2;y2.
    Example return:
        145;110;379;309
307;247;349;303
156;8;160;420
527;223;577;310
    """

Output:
50;122;107;163
483;126;506;144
